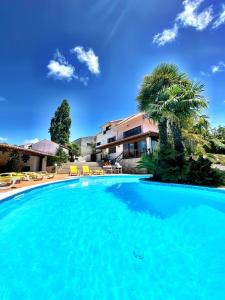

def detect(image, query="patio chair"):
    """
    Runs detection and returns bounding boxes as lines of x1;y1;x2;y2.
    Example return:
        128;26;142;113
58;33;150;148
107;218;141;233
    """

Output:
70;166;79;176
82;166;92;176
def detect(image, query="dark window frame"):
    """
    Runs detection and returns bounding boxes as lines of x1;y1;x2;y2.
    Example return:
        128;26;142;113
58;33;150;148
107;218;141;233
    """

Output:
123;126;142;138
108;146;116;154
107;136;116;143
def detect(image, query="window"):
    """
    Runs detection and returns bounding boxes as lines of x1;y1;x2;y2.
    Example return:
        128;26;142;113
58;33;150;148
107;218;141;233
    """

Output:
103;125;111;134
108;136;116;143
96;142;101;146
123;126;142;138
151;137;159;152
123;140;147;158
109;146;116;154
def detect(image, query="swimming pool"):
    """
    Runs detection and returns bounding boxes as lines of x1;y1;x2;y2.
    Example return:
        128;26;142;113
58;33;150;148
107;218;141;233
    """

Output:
0;175;225;299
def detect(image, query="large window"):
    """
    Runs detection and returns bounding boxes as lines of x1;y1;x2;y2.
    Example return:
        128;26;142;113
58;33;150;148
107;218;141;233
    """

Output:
109;146;116;154
123;139;147;158
123;126;142;138
151;137;159;152
108;136;116;143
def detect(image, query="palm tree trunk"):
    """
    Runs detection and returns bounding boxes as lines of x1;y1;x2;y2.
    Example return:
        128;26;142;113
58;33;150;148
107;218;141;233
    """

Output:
158;118;168;150
170;122;184;153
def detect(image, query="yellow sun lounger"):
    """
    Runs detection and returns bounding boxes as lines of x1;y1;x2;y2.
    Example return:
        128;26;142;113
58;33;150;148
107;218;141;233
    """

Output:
70;166;79;176
38;171;55;179
82;166;92;175
91;169;105;175
21;172;43;181
0;172;29;181
0;177;17;190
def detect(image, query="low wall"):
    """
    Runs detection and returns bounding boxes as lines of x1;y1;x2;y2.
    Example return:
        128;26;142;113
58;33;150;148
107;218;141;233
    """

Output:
120;158;148;174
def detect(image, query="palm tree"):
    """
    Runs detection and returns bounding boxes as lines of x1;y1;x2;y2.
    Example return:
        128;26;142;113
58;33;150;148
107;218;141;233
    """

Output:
161;81;208;153
67;142;80;162
137;63;185;150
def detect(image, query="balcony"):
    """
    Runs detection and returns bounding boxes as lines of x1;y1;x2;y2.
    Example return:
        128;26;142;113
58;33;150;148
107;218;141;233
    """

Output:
123;149;147;159
123;126;142;138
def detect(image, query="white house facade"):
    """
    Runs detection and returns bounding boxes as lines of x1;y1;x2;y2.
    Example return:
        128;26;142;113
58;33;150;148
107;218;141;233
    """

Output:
96;113;159;171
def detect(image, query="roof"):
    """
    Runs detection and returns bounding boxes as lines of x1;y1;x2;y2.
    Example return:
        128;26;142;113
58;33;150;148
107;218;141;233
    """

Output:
116;112;145;126
96;130;159;149
0;143;54;157
99;112;147;129
99;118;124;128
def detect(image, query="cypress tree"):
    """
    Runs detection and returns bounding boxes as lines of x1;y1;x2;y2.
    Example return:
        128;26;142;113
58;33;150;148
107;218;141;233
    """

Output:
49;99;71;145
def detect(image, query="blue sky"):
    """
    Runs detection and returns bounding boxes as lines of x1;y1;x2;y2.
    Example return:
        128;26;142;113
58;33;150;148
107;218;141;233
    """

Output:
0;0;225;145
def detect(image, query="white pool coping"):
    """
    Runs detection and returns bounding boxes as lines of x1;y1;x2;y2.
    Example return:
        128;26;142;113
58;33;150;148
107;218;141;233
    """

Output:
1;174;224;202
0;174;144;201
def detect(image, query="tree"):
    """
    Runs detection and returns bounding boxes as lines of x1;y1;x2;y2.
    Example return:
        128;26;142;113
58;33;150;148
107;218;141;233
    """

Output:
161;81;208;153
137;63;225;186
137;64;185;150
47;147;69;166
67;142;80;162
49;99;71;145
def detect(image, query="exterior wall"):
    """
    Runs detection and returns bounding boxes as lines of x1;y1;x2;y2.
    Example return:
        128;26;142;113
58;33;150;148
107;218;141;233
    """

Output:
96;113;158;148
41;156;47;171
108;145;123;160
0;151;9;167
120;158;148;174
74;136;96;161
0;150;43;172
24;156;41;172
116;116;157;140
96;126;118;146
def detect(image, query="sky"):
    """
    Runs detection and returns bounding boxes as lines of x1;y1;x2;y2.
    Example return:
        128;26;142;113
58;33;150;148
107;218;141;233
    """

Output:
0;0;225;145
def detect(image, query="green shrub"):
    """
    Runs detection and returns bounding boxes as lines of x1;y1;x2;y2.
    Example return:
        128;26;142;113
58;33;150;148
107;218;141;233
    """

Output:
47;147;68;166
186;157;225;186
138;149;225;186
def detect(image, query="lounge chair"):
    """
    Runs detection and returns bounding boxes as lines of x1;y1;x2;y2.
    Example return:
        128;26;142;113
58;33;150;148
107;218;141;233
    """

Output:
38;171;55;179
21;172;43;181
0;172;29;181
91;169;105;175
0;177;17;190
82;166;92;176
70;166;79;176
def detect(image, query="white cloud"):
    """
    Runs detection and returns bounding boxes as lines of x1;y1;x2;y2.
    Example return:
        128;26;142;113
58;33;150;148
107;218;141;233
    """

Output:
24;138;39;144
177;0;213;31
71;46;100;75
211;61;225;73
0;96;7;102
0;137;7;143
213;4;225;28
153;0;216;46
153;25;178;46
47;49;75;81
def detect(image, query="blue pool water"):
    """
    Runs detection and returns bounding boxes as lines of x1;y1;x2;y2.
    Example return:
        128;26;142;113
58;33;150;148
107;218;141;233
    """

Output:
0;175;225;299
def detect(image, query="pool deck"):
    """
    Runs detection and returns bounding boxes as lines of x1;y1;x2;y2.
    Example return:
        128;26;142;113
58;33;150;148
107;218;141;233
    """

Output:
0;174;137;201
0;174;76;201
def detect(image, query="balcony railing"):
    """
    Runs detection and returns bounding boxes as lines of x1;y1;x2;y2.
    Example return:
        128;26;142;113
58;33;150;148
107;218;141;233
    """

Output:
123;149;147;159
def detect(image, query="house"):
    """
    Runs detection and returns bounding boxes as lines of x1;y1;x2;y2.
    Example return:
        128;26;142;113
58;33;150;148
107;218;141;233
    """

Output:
96;112;159;172
0;143;54;172
73;136;96;162
22;139;69;156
